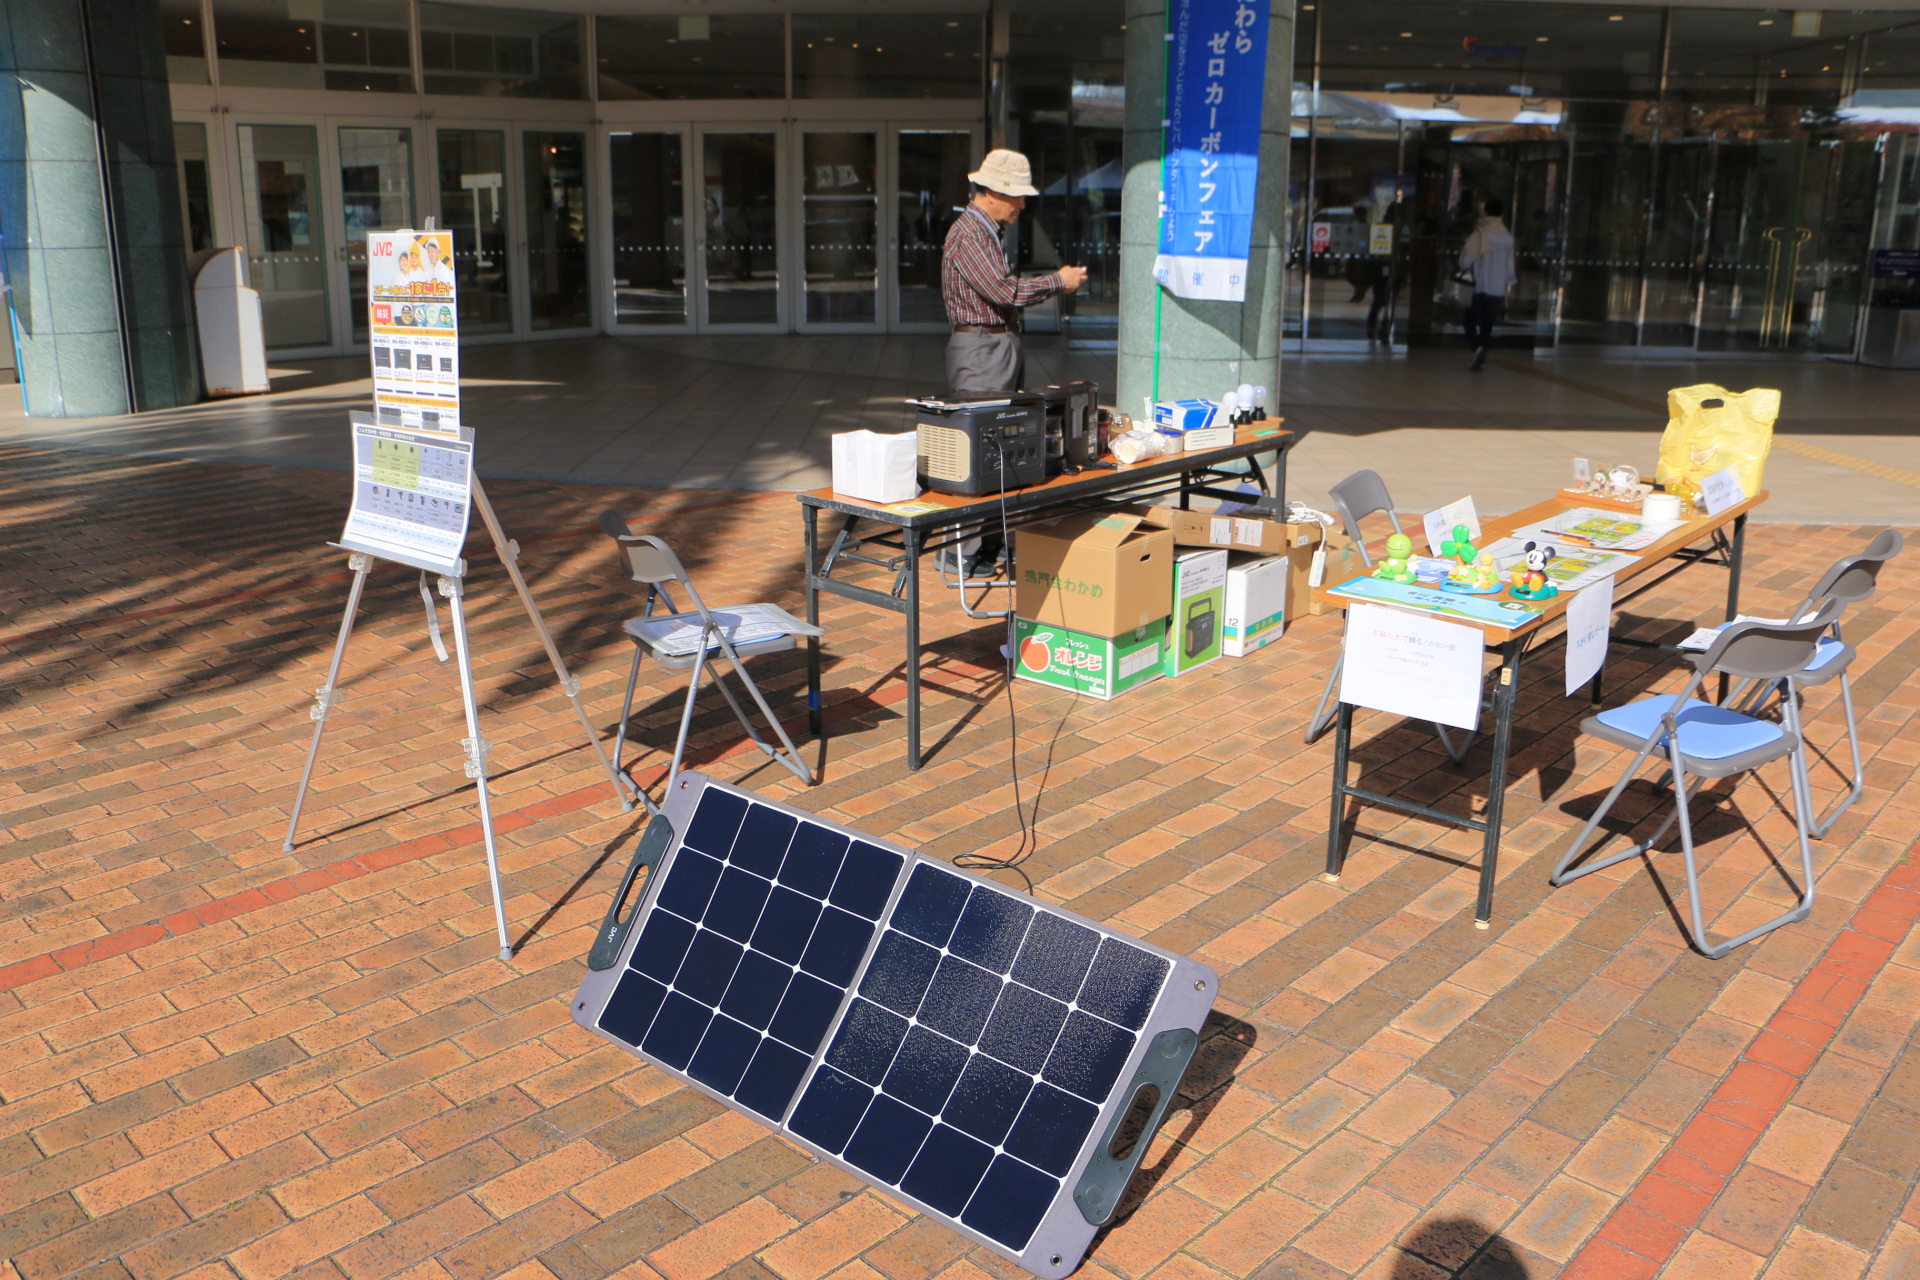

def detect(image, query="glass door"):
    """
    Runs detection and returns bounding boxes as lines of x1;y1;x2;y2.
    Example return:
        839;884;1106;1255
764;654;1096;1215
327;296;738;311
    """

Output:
337;125;415;347
891;127;977;333
797;128;880;331
694;128;784;331
522;130;592;332
237;123;331;350
608;130;690;332
436;127;514;336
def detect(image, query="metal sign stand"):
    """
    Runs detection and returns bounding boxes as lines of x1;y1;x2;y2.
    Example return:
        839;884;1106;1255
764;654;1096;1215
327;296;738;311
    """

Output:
282;476;646;963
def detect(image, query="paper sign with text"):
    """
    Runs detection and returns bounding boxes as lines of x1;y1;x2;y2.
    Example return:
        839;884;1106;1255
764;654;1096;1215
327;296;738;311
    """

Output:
1340;602;1485;732
1423;497;1482;556
1564;576;1614;696
1700;465;1746;516
368;229;460;435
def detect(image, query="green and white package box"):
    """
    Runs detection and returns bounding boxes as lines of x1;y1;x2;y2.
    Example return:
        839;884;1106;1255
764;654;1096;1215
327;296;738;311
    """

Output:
1014;618;1167;701
1165;548;1227;677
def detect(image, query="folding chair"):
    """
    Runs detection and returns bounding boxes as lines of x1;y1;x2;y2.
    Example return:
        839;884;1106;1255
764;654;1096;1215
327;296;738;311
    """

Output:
1305;470;1470;763
1551;599;1843;959
1710;529;1903;839
601;513;820;802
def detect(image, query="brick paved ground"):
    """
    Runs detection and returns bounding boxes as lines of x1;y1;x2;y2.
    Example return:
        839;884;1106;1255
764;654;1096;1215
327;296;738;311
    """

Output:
3;440;1919;1280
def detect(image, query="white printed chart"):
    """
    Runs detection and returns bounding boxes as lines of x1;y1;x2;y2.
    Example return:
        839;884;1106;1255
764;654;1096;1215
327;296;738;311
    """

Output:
368;229;461;433
340;420;474;575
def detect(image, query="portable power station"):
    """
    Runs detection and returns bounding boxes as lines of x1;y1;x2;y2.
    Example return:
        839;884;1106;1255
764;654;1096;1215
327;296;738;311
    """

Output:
911;395;1047;496
1184;597;1216;658
1037;381;1100;472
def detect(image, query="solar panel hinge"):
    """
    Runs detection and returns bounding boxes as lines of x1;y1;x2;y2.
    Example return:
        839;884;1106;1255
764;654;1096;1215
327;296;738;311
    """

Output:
588;814;677;971
1070;1026;1200;1227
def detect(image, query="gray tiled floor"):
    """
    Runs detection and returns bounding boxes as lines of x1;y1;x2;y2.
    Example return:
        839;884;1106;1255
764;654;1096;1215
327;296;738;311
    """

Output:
3;334;1915;522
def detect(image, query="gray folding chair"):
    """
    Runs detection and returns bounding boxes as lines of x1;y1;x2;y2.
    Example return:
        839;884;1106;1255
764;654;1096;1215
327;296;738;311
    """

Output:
601;513;820;803
1305;470;1470;764
1552;598;1843;959
1708;529;1903;839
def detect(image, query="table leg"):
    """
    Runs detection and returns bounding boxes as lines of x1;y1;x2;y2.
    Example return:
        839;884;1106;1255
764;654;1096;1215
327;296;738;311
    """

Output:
905;526;923;770
1475;642;1524;926
1325;700;1354;880
805;505;823;738
1720;512;1748;704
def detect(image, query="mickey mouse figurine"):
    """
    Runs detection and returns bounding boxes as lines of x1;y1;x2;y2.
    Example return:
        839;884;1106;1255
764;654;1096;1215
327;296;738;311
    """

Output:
1508;541;1560;599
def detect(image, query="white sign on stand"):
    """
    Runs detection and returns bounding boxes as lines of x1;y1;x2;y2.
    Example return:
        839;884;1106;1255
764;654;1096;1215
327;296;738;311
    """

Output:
1423;496;1483;556
1564;576;1614;696
340;414;474;577
1699;465;1746;516
368;229;461;434
1340;603;1485;732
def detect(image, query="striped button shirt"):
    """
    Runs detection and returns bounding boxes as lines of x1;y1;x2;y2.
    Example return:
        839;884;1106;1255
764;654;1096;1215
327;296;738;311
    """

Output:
941;204;1064;328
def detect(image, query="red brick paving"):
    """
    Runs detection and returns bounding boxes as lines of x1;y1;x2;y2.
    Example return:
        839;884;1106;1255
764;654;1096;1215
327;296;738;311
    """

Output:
3;441;1920;1280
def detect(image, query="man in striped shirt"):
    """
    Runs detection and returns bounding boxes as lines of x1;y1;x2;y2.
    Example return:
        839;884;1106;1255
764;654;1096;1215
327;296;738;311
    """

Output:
942;149;1086;396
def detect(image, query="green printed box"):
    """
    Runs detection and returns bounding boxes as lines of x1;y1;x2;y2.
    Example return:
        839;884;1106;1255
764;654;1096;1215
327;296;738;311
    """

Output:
1013;617;1167;702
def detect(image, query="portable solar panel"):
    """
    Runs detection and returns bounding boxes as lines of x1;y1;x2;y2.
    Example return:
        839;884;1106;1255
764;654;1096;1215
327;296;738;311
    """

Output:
573;773;1216;1279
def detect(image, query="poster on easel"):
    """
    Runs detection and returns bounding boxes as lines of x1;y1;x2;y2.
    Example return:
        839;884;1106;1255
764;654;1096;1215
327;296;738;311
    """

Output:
339;412;474;577
368;229;461;434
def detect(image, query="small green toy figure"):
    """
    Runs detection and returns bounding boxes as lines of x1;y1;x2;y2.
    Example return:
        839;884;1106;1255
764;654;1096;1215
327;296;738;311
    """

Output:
1441;523;1477;565
1373;532;1416;584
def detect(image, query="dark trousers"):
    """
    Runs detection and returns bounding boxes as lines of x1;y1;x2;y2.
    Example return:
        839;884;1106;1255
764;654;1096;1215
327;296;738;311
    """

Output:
1464;292;1504;350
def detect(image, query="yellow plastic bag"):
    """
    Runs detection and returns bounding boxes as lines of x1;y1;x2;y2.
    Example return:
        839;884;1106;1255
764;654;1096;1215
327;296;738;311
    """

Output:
1656;385;1778;505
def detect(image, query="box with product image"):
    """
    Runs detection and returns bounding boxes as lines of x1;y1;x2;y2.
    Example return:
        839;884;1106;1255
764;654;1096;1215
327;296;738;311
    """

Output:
1165;548;1227;676
1223;551;1288;656
1014;511;1175;636
1013;618;1167;701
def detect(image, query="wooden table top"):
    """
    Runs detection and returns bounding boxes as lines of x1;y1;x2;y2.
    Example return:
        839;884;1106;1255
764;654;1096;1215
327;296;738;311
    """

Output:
1310;490;1770;643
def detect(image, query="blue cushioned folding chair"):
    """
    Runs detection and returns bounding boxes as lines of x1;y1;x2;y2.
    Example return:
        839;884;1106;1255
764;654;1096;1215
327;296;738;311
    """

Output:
1551;598;1844;959
1705;529;1902;839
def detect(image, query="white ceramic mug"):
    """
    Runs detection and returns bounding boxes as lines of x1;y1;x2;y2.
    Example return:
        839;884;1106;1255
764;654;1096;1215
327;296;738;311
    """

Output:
1642;492;1684;522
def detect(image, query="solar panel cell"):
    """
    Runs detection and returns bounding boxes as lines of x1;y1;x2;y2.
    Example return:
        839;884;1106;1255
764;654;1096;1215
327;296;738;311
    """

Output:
682;787;748;857
1042;1013;1136;1103
918;955;1003;1043
978;984;1070;1075
881;1026;970;1115
962;1155;1059;1250
1002;1083;1100;1177
766;971;842;1054
719;950;791;1030
750;887;823;964
703;867;773;942
779;823;849;897
858;930;941;1017
734;1038;811;1121
824;998;910;1085
831;841;906;920
598;970;668;1047
942;1054;1032;1146
843;1093;935;1186
799;907;876;986
1076;939;1170;1032
891;863;971;947
789;1064;875;1154
901;1123;997;1216
673;930;744;1005
643;991;713;1069
629;911;697;985
654;850;725;922
687;1013;761;1094
949;889;1034;974
1010;912;1101;1002
729;803;796;876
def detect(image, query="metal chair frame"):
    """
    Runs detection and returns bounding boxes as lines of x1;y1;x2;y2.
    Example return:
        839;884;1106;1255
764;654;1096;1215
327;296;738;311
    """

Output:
601;513;817;803
1552;599;1843;959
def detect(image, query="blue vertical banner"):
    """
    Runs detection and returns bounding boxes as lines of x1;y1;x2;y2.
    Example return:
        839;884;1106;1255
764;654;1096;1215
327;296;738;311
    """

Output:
1153;0;1271;303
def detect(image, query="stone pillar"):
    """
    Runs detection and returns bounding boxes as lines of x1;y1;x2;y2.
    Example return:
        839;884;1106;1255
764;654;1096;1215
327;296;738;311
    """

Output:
0;0;198;417
1118;0;1293;418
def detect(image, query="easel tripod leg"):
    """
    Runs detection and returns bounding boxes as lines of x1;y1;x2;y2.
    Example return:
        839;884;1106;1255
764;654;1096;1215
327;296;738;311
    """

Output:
284;554;372;852
443;575;514;964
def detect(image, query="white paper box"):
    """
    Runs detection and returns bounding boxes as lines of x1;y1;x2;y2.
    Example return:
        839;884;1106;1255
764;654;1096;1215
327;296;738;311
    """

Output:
1222;552;1288;656
832;430;919;505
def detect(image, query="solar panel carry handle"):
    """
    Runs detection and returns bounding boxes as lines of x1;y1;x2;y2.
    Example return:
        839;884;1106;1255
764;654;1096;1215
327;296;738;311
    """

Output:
588;815;676;971
1071;1026;1200;1227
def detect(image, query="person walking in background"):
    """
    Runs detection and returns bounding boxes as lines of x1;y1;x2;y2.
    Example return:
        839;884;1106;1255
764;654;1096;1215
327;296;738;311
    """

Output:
1459;198;1516;372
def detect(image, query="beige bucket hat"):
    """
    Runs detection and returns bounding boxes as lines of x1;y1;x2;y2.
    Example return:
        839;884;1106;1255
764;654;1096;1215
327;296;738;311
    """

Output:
969;148;1040;198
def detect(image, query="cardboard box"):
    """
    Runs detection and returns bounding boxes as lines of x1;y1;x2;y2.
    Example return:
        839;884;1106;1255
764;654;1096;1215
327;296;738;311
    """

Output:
1152;399;1218;432
1136;505;1298;556
1014;618;1166;701
1016;512;1175;637
1165;549;1227;676
1223;551;1288;656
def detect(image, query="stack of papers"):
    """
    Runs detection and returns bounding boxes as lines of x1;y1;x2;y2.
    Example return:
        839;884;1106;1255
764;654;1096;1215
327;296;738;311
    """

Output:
1479;538;1629;594
1675;613;1798;651
1510;507;1686;553
629;604;800;656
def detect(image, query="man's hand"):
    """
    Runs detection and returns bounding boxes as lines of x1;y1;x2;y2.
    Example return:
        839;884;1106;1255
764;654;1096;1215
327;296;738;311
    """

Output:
1059;265;1089;292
